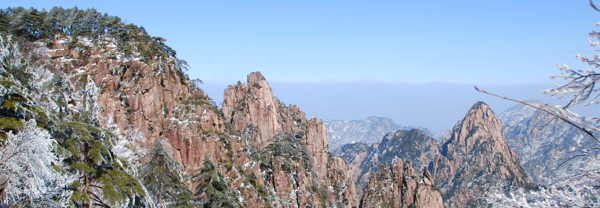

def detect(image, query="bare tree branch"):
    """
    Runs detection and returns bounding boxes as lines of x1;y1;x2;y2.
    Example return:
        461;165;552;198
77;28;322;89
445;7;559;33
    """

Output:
474;86;600;143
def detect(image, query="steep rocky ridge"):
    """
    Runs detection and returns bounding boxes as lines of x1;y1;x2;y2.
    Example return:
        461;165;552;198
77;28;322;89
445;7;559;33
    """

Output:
431;102;533;207
218;72;360;207
501;100;597;185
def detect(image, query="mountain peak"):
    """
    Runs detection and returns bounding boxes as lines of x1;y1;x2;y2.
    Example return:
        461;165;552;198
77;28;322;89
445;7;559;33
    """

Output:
433;101;532;207
247;71;266;85
467;101;493;118
444;101;503;154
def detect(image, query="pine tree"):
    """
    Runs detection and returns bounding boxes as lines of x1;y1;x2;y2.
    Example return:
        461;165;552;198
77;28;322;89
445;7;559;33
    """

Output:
193;158;241;208
139;140;193;208
56;122;148;207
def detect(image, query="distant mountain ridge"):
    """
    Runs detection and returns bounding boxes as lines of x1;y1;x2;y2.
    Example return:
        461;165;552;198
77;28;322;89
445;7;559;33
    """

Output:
324;116;437;150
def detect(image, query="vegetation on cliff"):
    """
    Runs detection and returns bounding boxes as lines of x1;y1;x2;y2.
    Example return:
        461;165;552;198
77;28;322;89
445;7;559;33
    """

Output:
0;6;363;208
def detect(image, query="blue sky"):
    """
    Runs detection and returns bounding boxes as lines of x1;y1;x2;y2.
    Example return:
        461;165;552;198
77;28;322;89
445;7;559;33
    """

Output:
7;1;599;84
6;1;600;131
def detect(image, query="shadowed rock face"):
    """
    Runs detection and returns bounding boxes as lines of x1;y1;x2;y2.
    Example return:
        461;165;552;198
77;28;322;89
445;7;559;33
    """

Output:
336;129;442;193
431;102;532;207
337;102;532;207
359;159;443;208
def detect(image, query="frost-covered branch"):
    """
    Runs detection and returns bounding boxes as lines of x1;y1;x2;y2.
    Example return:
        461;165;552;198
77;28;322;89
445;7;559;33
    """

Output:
475;86;600;143
0;120;74;207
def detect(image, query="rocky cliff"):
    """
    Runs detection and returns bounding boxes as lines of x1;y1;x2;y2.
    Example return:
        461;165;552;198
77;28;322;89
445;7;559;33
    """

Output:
220;72;358;207
0;6;365;206
359;159;443;208
431;102;532;207
0;6;533;208
336;102;534;207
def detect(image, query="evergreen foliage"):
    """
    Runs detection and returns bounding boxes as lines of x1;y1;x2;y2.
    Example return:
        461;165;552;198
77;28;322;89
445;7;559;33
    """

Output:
193;158;241;208
54;121;148;207
140;140;193;208
261;132;313;172
0;6;189;73
0;5;213;207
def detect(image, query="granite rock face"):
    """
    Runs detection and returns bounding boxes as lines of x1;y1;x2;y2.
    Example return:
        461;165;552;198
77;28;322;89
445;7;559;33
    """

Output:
45;37;227;171
359;159;443;208
222;72;331;181
40;38;359;207
16;33;528;207
338;102;533;207
221;72;358;207
431;102;532;207
335;129;441;196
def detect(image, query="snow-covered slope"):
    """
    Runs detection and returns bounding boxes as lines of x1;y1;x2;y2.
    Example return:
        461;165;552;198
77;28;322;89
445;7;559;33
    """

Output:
500;99;599;185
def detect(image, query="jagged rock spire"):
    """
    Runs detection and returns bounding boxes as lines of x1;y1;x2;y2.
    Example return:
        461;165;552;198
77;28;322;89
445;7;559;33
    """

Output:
432;101;532;207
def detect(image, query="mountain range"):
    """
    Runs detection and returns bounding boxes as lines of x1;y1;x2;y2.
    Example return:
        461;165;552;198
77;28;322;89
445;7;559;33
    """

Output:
0;7;444;206
1;6;596;208
324;116;442;150
325;117;401;150
335;102;533;207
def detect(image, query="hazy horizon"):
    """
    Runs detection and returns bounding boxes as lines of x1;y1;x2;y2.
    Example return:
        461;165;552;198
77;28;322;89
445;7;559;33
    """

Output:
202;79;597;132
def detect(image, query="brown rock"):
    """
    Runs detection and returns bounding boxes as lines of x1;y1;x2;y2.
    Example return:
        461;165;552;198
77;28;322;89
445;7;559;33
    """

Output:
222;72;358;207
359;159;443;208
431;102;532;207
